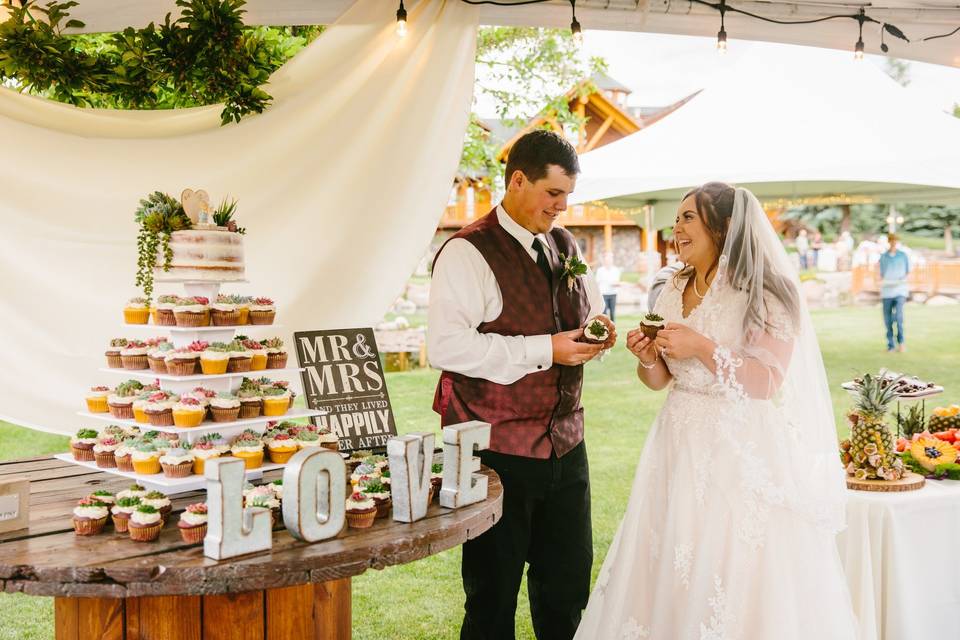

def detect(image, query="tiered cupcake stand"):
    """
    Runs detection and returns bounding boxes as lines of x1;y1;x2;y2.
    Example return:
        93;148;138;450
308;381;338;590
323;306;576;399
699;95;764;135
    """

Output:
55;280;326;494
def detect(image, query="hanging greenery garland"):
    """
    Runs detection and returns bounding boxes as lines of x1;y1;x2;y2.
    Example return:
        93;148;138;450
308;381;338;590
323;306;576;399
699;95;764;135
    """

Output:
0;0;317;124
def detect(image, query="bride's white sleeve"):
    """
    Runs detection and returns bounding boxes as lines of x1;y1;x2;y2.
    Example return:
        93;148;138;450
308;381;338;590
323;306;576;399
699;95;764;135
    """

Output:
711;293;796;401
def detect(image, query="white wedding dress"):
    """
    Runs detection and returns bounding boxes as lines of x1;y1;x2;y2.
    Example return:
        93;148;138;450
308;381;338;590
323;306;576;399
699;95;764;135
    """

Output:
576;190;859;640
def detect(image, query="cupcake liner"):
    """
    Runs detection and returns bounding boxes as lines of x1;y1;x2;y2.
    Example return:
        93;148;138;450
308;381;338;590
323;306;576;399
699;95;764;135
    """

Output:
346;509;376;529
108;403;134;420
94;451;117;468
129;521;163;542
211;309;240;326
267;448;297;464
238;402;262;419
200;359;229;375
174;310;210;327
227;357;252;373
133;407;149;423
374;498;392;519
173;410;205;428
249;310;276;325
211;406;241;423
237;308;250;325
115;455;135;472
112;513;131;533
105;353;123;369
250;354;268;371
161;462;194;478
124;308;150;325
640;325;660;340
71;445;95;462
131;459;161;475
73;516;108;536
266;353;288;369
86;397;109;413
147;410;174;427
155;309;177;326
178;523;207;544
236;451;264;470
192;456;219;475
148;357;168;374
167;359;198;376
121;355;149;370
262;398;288;417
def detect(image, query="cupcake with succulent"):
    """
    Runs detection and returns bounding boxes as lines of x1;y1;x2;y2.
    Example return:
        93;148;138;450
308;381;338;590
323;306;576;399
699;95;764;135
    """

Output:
72;497;110;536
359;477;391;519
110;496;141;533
235;296;252;325
189;440;222;475
245;485;281;526
88;490;115;507
114;438;136;472
92;437;121;468
639;313;665;340
265;430;299;464
119;340;150;370
209;392;241;423
178;503;209;543
116;484;149;501
351;462;379;487
249;297;276;325
70;428;99;461
165;345;201;376
211;294;241;326
108;379;144;419
123;296;150;325
144;391;177;427
174;296;211;327
148;340;174;374
236;336;268;370
261;337;288;369
260;386;290;417
142;490;172;522
236;379;263;419
153;294;180;326
226;339;253;373
131;441;162;475
105;338;128;368
200;342;231;375
231;435;265;469
85;386;111;413
581;315;612;345
172;396;205;428
159;447;195;478
128;505;164;542
345;491;377;529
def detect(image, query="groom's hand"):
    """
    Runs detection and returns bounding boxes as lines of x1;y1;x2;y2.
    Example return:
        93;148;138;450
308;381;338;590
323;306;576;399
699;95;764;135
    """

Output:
552;329;603;367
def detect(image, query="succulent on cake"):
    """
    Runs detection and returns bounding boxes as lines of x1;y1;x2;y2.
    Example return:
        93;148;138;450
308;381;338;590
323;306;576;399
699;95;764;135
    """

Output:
212;198;246;234
134;191;193;304
840;372;904;481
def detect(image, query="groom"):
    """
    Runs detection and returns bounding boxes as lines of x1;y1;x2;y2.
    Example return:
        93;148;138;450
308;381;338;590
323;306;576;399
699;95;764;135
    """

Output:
428;130;614;639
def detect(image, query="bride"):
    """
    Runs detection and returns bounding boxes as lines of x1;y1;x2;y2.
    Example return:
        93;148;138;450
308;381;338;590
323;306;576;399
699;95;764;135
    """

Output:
575;183;859;639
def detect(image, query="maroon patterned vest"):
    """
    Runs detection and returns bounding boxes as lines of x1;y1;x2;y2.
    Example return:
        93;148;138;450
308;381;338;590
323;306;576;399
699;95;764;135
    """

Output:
432;208;591;458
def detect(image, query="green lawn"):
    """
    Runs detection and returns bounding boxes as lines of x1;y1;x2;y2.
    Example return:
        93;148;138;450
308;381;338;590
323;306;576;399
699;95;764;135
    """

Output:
2;303;958;639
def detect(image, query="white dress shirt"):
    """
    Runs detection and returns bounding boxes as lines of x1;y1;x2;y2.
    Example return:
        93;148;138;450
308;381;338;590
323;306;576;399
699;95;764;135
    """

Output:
427;204;605;385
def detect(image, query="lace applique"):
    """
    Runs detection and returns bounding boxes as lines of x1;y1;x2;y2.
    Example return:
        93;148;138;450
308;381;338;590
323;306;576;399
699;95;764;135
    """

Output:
619;618;650;639
699;576;736;640
694;448;714;506
674;543;693;589
711;346;745;401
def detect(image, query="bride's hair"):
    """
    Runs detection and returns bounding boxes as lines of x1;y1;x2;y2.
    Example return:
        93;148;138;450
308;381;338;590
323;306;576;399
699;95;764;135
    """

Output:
674;181;800;335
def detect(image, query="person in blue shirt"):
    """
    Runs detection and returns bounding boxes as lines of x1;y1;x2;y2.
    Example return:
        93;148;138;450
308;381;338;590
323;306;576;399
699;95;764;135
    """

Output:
878;233;910;352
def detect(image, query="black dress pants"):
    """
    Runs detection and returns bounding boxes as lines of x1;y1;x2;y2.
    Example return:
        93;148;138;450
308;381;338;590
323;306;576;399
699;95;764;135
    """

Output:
460;442;592;640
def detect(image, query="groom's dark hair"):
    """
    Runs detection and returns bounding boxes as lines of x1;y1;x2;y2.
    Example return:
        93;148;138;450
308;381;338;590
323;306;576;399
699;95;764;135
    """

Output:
505;129;580;184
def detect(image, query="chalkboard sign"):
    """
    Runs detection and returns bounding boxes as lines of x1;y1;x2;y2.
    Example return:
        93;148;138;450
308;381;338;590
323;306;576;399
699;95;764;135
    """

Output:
293;328;397;452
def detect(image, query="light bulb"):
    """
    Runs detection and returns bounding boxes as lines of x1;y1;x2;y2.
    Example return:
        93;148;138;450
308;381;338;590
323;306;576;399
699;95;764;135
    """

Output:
717;28;728;54
854;39;864;60
396;2;408;38
571;18;583;47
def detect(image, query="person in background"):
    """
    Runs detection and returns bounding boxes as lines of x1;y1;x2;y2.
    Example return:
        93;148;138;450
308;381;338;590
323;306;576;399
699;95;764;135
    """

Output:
879;233;910;352
795;229;809;270
811;231;824;269
595;252;622;322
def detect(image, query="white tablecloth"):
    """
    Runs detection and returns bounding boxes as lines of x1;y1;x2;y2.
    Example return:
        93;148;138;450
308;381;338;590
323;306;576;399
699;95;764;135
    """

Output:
838;480;960;640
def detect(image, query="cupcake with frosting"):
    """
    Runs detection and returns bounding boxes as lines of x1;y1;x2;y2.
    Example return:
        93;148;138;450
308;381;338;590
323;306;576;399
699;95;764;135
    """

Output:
236;380;263;419
89;489;115;507
93;437;121;468
189;440;222;475
211;294;240;326
187;386;218;411
261;386;291;417
116;484;149;501
99;425;127;441
582;315;612;345
639;312;665;340
200;342;231;375
249;297;276;325
142;490;172;521
226;339;253;373
201;395;235;425
245;485;281;525
261;337;288;369
131;441;161;475
108;379;144;419
121;340;150;370
345;491;376;529
147;340;174;374
153;294;179;326
144;391;177;427
269;479;284;500
265;431;298;464
159;447;195;478
85;386;111;413
123;296;150;325
128;504;163;542
359;477;391;519
114;438;136;472
350;462;379;487
265;379;295;410
174;296;210;327
238;336;268;371
110;496;141;533
172;396;205;428
380;468;391;488
72;498;109;535
295;429;322;450
105;338;128;368
166;345;202;376
178;503;208;543
430;462;444;501
317;426;339;452
70;428;99;461
231;435;265;469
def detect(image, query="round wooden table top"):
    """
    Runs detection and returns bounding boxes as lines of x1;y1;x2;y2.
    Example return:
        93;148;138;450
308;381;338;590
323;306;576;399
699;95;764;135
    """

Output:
0;455;502;598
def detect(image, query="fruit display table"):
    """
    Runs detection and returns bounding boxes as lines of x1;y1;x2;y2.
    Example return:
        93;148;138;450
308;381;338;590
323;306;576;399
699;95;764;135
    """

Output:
838;480;960;640
0;455;502;640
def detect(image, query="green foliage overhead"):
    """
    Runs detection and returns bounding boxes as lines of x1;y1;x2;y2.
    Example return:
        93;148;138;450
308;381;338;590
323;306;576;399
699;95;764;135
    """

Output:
0;0;323;124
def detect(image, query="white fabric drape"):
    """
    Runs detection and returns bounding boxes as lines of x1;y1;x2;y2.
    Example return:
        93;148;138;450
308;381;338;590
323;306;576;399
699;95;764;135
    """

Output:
0;0;477;435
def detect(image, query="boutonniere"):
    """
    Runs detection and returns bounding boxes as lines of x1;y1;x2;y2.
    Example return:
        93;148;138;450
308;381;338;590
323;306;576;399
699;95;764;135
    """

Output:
559;253;587;292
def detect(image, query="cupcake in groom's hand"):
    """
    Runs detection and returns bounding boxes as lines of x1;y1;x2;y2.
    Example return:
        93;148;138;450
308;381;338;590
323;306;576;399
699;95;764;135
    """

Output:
581;314;617;350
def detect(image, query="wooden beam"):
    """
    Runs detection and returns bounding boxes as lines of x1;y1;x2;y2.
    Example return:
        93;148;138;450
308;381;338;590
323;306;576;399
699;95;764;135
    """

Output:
584;115;615;152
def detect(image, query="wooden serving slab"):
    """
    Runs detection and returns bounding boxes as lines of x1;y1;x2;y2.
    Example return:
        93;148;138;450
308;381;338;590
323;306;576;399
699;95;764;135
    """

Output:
846;471;925;492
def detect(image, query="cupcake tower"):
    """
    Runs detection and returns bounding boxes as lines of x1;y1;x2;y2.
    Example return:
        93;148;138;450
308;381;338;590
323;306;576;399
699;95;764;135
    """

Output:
62;279;326;494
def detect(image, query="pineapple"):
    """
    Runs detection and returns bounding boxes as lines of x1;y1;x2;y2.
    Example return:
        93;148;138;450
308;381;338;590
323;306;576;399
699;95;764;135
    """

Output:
928;405;960;432
845;373;904;481
898;404;926;438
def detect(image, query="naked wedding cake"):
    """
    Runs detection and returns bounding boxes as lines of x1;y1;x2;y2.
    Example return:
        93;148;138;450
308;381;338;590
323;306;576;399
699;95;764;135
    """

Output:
155;228;245;283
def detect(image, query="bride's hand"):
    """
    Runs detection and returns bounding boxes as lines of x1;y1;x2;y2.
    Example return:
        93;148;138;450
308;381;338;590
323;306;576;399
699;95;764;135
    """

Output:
625;328;659;364
654;323;712;360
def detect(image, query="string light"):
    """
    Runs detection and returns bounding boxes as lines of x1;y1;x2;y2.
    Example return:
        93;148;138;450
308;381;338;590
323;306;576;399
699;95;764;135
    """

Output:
569;0;583;47
854;8;865;60
396;0;407;38
716;0;728;54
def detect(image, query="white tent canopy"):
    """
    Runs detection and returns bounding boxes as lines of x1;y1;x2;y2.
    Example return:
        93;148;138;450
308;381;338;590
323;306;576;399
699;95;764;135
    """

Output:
569;43;960;229
32;0;960;69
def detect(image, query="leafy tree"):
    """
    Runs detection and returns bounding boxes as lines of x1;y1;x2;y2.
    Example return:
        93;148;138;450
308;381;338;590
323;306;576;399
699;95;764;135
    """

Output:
899;204;959;255
883;58;910;87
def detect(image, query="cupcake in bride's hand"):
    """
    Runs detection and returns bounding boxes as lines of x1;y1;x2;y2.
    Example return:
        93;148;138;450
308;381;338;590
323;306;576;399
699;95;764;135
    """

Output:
639;313;665;340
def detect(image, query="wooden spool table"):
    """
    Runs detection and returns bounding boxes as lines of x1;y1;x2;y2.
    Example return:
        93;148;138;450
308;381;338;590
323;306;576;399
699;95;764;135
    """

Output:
0;455;503;640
